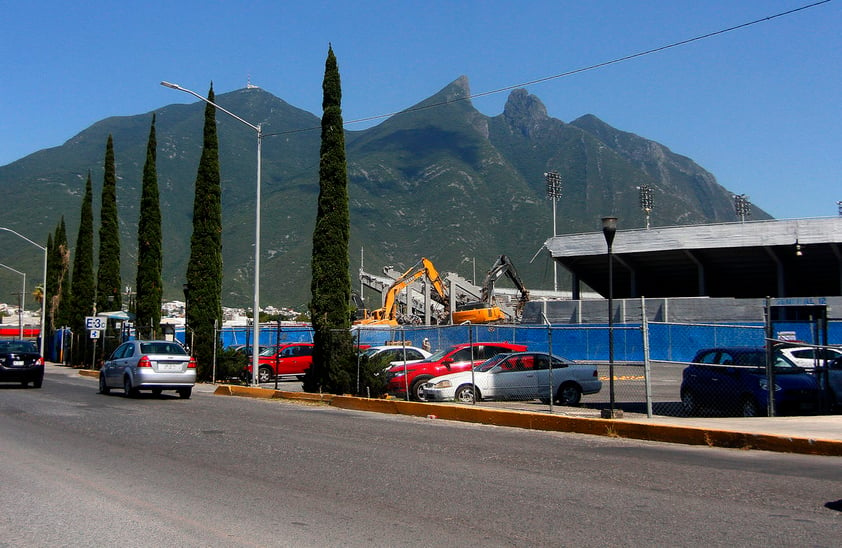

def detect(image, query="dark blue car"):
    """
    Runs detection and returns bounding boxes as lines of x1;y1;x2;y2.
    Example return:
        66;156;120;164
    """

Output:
680;347;820;417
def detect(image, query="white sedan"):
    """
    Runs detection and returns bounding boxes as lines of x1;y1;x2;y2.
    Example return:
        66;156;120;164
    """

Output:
777;346;842;369
422;352;601;405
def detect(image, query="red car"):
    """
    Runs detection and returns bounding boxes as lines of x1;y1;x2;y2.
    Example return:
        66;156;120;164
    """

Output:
243;343;314;383
385;342;528;400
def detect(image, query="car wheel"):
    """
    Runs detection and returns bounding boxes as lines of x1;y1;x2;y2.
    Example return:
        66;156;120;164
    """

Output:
32;378;43;389
178;387;192;399
410;377;431;401
741;397;761;417
123;376;138;398
556;383;582;406
151;388;163;397
455;384;477;403
681;390;697;416
99;375;110;394
258;366;273;384
297;375;305;382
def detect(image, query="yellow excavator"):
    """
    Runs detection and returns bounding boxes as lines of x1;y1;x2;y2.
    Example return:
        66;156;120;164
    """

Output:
451;255;530;324
353;258;449;326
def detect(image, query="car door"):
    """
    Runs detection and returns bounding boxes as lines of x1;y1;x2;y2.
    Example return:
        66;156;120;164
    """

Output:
827;359;842;405
708;350;745;408
490;354;536;400
274;345;298;375
686;350;720;408
104;343;128;387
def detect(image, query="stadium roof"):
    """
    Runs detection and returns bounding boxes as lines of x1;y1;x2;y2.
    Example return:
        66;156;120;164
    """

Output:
545;217;842;300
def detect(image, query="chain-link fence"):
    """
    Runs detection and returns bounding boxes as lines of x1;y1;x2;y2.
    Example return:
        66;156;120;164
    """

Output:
193;312;841;418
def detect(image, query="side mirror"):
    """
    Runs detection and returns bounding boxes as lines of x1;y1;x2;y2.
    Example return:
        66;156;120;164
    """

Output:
442;358;453;370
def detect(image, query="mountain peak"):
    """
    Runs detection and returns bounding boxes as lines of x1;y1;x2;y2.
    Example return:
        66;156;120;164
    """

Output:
502;89;549;137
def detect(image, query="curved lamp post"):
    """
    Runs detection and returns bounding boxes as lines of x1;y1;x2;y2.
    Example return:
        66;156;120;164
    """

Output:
161;81;263;386
601;217;621;419
0;227;47;358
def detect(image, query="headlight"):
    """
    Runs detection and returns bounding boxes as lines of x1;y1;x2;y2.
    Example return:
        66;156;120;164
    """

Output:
432;380;452;389
758;379;781;392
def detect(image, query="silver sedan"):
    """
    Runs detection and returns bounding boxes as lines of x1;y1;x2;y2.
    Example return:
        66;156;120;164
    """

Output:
100;340;196;398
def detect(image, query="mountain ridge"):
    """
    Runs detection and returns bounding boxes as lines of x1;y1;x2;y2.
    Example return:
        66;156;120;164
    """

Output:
0;76;770;309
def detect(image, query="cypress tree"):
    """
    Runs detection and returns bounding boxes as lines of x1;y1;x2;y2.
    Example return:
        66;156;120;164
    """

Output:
70;173;96;364
55;217;72;330
135;115;163;338
305;45;355;394
46;217;70;331
96;134;122;312
186;84;223;380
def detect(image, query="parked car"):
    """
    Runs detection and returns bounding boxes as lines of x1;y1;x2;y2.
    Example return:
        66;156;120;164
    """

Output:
422;351;601;404
385;342;528;401
231;344;269;357
0;339;44;388
819;356;842;409
244;342;314;383
100;340;196;398
360;345;431;372
680;347;820;417
776;345;842;369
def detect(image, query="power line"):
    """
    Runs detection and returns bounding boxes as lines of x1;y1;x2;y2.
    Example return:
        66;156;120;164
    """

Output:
265;0;832;138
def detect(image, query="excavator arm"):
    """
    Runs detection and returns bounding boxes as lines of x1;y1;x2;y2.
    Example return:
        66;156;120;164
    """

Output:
453;255;529;324
354;258;449;326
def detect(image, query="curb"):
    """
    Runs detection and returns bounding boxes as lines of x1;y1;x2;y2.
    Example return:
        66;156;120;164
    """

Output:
75;370;841;457
329;396;842;456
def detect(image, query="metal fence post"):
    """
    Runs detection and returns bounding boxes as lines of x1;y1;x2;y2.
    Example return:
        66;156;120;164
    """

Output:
641;297;653;418
764;297;776;417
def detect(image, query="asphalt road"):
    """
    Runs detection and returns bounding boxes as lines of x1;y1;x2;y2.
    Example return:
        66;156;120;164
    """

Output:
1;367;840;547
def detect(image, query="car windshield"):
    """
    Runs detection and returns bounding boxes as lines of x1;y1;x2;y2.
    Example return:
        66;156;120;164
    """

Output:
259;347;278;357
475;353;511;372
139;342;187;355
424;346;456;362
0;341;37;353
360;347;382;358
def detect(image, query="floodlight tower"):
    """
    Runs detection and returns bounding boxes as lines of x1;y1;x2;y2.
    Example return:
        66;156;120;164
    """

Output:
734;194;751;223
544;171;563;292
637;185;654;229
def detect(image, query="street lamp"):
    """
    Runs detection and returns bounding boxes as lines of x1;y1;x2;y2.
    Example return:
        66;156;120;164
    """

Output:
600;217;621;419
0;263;25;338
0;227;47;358
162;81;263;386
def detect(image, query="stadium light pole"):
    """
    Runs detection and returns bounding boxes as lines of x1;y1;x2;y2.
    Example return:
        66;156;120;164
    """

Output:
0;263;25;338
637;184;654;229
600;217;621;419
544;171;562;292
0;227;47;358
161;81;263;386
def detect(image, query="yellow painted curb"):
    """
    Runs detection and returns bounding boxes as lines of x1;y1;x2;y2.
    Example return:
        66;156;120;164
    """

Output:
210;387;842;457
78;369;98;378
213;384;333;402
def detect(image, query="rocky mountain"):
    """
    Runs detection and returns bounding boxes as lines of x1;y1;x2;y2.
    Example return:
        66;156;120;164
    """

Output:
0;76;769;309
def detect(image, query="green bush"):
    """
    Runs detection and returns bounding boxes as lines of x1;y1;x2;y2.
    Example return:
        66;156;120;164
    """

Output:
215;348;248;383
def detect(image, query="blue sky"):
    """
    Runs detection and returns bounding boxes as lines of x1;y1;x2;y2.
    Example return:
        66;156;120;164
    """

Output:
2;0;839;219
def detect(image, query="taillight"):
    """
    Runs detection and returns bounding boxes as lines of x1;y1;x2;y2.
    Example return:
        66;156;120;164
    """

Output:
36;357;45;366
138;356;152;367
188;357;196;369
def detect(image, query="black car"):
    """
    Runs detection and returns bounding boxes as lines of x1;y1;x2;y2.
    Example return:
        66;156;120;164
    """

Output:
680;347;820;417
0;340;44;388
